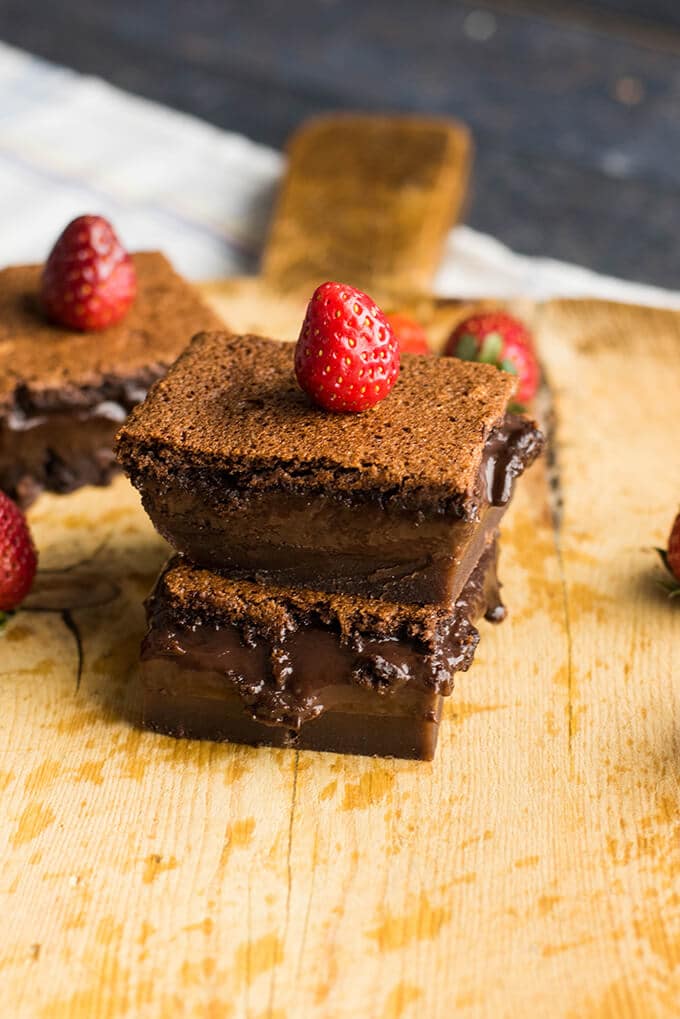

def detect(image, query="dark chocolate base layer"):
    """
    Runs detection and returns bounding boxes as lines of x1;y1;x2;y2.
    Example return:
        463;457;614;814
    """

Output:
143;681;443;760
139;542;503;760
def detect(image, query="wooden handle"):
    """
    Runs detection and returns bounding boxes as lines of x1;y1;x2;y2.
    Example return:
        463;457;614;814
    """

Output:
261;113;472;304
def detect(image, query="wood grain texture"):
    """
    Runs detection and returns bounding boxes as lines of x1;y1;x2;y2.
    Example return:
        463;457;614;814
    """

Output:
261;114;471;301
198;113;471;336
1;292;679;1018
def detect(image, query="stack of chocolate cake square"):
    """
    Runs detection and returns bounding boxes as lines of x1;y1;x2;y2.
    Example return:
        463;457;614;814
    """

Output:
117;332;543;760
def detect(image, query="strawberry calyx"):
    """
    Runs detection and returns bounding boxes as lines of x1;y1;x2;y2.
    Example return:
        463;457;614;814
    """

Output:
453;331;518;376
656;547;680;598
446;312;540;406
453;330;527;411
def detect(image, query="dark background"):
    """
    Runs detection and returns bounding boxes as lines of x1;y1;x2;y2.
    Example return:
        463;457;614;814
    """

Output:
2;0;679;287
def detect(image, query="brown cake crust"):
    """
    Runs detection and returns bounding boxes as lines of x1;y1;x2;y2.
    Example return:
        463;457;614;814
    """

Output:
117;331;518;517
152;550;494;653
0;252;223;414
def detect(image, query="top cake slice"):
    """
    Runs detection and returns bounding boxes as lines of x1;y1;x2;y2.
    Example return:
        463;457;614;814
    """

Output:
117;331;543;604
0;252;222;505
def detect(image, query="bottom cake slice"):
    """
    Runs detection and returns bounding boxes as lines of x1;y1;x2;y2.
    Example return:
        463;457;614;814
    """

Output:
140;542;504;761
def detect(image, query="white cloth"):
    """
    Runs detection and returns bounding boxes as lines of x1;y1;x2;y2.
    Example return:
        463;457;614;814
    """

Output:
2;40;679;310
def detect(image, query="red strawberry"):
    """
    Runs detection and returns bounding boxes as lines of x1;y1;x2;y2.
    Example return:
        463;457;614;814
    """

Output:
0;492;37;614
295;282;400;412
386;312;430;355
445;312;540;405
658;511;680;598
41;215;136;331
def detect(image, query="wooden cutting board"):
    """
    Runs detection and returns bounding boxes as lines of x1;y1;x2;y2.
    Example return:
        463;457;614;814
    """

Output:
2;116;680;1019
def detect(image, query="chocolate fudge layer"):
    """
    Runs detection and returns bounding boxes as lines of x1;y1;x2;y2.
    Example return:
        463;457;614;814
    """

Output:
0;252;222;506
140;543;503;760
118;333;543;604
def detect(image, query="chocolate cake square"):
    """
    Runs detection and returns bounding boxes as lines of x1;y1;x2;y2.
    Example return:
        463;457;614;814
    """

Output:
0;252;222;506
140;542;502;761
117;332;543;605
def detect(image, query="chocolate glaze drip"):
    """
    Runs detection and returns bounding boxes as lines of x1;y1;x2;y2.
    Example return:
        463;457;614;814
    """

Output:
480;412;545;508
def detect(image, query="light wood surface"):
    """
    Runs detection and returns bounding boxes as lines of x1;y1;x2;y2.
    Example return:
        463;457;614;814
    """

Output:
1;293;679;1018
260;114;471;303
